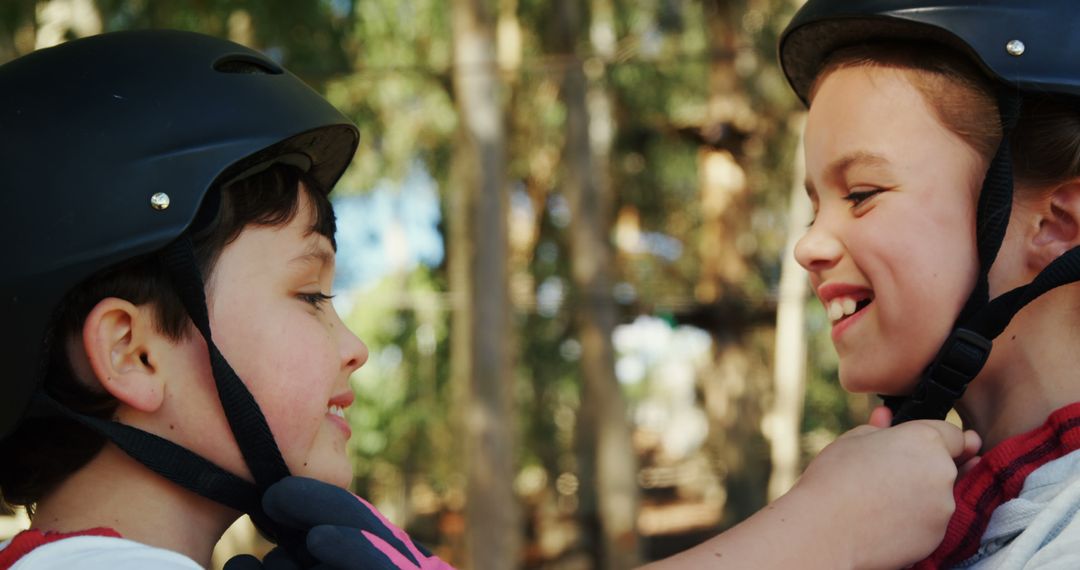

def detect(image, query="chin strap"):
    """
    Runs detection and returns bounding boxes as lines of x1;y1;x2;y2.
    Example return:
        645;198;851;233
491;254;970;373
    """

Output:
159;235;292;490
886;328;992;423
889;90;1080;424
889;244;1080;423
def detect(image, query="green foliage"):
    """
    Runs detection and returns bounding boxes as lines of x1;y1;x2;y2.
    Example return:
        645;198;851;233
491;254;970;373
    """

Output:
343;268;457;494
95;0;353;83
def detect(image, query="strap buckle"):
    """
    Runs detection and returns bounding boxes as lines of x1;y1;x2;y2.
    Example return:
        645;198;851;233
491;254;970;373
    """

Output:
891;328;992;424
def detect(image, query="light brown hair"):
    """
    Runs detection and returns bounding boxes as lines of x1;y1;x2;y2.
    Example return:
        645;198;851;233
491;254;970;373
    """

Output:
809;42;1080;199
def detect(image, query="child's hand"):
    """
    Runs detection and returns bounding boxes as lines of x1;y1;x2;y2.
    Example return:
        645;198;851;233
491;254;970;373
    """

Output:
255;476;455;570
868;406;982;474
792;408;980;570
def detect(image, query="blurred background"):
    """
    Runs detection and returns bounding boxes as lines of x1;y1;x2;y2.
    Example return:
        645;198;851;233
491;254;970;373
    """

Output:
0;0;879;568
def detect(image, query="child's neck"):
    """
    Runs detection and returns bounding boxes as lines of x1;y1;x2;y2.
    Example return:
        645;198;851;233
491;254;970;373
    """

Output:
959;289;1080;450
30;443;236;568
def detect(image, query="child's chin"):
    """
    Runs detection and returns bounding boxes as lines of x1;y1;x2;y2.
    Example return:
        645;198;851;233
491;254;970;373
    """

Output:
838;369;888;395
297;459;353;489
838;369;920;399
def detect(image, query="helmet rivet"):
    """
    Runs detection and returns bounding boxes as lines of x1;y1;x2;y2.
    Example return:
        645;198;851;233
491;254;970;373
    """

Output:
1006;39;1026;57
150;192;171;211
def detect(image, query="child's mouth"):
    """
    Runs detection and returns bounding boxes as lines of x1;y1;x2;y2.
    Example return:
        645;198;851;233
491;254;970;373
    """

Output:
827;295;873;324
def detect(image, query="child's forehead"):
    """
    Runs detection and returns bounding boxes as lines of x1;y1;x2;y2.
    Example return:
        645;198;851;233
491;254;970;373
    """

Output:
217;213;337;275
288;235;337;267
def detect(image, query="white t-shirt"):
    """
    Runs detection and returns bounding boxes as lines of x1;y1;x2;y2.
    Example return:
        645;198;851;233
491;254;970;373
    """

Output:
964;448;1080;569
0;534;201;569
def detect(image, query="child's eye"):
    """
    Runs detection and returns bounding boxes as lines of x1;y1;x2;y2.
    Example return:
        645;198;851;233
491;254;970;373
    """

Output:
298;292;335;309
844;188;883;208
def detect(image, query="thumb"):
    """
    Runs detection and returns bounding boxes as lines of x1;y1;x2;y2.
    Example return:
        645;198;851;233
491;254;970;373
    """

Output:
868;405;892;428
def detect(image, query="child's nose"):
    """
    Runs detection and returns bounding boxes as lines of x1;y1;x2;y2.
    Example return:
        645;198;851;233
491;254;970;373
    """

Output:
794;222;843;273
336;315;368;372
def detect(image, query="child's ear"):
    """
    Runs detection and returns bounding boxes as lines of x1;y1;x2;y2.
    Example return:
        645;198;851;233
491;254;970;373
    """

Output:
82;298;166;413
1029;179;1080;271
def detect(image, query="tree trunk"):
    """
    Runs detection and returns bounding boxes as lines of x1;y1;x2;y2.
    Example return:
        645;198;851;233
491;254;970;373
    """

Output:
450;0;519;567
766;114;810;500
556;0;641;567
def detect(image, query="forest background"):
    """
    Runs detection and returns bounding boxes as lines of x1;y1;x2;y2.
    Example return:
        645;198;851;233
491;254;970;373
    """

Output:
0;0;879;568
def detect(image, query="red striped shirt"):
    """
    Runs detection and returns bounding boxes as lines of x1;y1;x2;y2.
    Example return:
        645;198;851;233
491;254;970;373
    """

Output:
914;401;1080;569
0;528;121;569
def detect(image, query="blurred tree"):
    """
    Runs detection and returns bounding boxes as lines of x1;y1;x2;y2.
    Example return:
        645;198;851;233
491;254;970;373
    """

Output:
766;114;810;500
449;0;520;568
550;0;640;567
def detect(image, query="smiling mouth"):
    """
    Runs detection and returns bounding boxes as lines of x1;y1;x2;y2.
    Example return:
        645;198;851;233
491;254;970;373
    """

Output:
827;296;873;323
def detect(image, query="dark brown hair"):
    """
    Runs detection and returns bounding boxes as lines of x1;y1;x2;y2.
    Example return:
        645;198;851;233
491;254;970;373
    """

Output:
0;164;336;513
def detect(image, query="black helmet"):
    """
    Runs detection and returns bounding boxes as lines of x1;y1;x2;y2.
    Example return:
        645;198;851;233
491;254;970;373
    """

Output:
779;1;1080;423
0;30;357;439
0;30;358;549
781;0;1080;105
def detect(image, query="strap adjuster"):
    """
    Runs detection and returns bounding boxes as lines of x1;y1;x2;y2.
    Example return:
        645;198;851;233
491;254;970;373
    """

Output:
891;328;992;424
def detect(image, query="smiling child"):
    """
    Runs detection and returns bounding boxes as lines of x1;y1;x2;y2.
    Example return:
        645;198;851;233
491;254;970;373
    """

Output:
781;1;1080;567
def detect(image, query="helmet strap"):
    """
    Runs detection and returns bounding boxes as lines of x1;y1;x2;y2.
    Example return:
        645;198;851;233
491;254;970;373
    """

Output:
30;391;260;513
888;90;1021;424
158;235;291;489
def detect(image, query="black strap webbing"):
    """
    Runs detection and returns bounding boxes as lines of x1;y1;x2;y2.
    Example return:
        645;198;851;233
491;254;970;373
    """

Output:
969;245;1080;339
32;392;259;513
956;90;1022;325
160;236;291;489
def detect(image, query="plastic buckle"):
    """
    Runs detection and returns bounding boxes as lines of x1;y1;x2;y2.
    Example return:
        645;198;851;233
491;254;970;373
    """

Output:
927;328;993;393
891;328;993;424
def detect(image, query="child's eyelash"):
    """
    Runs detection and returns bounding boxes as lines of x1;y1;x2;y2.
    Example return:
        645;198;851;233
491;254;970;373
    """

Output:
299;292;335;308
844;188;883;207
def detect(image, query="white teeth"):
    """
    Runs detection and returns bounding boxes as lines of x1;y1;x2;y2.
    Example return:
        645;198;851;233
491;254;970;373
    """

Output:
328;405;346;419
827;297;863;323
828;300;844;321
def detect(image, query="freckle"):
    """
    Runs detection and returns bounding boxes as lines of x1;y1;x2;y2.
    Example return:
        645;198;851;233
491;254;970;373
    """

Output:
714;553;723;559
169;424;175;430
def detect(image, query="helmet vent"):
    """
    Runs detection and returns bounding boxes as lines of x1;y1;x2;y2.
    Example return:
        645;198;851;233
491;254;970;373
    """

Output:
214;54;283;75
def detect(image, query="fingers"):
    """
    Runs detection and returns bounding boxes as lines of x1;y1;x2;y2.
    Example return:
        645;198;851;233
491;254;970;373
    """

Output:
958;456;982;477
307;525;419;570
868;405;892;428
964;429;982;458
836;423;879;440
264;476;373;530
900;420;967;459
954;430;982;471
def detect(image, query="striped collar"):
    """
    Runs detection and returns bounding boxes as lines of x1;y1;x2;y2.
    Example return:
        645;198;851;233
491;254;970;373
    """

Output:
914;401;1080;569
